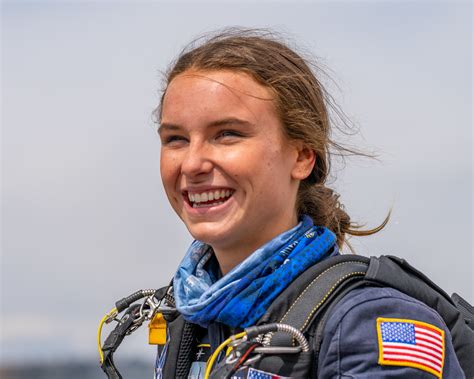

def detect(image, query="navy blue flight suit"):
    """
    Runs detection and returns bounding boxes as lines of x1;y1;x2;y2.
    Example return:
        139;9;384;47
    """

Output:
318;286;465;378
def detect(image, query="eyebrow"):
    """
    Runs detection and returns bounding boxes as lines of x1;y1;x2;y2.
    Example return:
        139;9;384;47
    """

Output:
158;118;253;134
157;123;180;134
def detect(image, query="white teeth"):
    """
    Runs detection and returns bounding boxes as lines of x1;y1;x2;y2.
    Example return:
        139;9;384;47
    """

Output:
188;189;233;204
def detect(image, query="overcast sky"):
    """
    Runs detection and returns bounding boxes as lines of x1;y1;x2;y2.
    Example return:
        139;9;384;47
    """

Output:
1;0;472;366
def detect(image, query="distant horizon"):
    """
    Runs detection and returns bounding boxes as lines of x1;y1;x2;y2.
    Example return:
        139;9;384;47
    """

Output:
0;359;152;379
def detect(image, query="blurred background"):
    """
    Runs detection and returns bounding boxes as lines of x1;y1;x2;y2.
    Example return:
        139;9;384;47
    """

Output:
1;1;472;378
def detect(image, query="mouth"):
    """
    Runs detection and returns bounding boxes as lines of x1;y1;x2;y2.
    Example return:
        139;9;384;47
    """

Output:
184;188;235;208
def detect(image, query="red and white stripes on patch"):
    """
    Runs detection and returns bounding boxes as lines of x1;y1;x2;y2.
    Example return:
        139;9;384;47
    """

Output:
377;318;445;378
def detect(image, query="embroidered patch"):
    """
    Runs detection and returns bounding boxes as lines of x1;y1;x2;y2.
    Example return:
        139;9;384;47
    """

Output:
376;317;445;378
187;343;211;379
231;367;292;378
194;343;211;362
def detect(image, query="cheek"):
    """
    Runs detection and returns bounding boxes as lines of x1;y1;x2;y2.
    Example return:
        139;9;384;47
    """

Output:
160;154;179;188
236;140;281;170
224;152;274;184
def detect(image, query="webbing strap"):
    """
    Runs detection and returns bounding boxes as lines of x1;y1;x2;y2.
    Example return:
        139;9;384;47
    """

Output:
101;304;141;379
101;287;171;379
452;293;474;329
310;279;370;378
175;321;197;378
270;259;369;347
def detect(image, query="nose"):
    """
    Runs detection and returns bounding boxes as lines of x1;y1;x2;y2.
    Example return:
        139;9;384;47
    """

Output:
181;140;213;179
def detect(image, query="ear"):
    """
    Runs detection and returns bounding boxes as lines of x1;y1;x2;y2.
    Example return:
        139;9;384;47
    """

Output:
291;142;316;180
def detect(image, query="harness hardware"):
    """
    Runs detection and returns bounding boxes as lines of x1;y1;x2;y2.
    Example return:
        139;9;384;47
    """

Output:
97;287;175;379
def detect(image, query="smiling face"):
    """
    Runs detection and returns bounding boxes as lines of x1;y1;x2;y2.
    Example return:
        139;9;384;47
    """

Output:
159;70;313;270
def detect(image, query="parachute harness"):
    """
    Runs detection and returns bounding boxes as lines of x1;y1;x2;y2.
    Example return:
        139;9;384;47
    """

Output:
97;287;175;379
98;288;309;379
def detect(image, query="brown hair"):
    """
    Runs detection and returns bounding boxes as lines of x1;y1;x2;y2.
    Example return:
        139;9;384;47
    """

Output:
156;28;386;248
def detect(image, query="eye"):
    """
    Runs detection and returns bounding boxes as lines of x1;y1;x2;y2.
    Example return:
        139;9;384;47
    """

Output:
216;130;243;139
161;134;188;145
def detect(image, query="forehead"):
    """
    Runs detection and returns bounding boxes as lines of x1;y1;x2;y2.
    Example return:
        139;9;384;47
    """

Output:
167;69;272;98
161;70;276;124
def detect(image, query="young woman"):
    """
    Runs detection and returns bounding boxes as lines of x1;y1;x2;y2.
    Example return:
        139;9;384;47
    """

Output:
155;30;464;378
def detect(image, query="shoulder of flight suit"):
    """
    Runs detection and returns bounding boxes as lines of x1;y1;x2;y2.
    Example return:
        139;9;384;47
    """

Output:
317;286;464;378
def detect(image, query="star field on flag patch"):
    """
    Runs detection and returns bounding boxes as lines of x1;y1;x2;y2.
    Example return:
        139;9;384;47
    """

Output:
231;367;291;378
376;317;445;378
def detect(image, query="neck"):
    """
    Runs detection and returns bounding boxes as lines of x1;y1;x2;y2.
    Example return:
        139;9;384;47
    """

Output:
212;215;299;275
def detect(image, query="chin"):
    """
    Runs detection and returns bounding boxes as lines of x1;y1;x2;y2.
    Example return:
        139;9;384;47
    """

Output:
185;223;232;247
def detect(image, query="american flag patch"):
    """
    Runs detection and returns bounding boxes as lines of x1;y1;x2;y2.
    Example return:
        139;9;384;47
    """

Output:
376;317;445;378
231;367;292;378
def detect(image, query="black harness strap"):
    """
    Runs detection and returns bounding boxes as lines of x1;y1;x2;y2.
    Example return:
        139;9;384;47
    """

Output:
101;304;142;379
310;279;371;378
269;259;369;347
100;287;171;379
160;299;197;379
452;292;473;328
175;321;197;378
